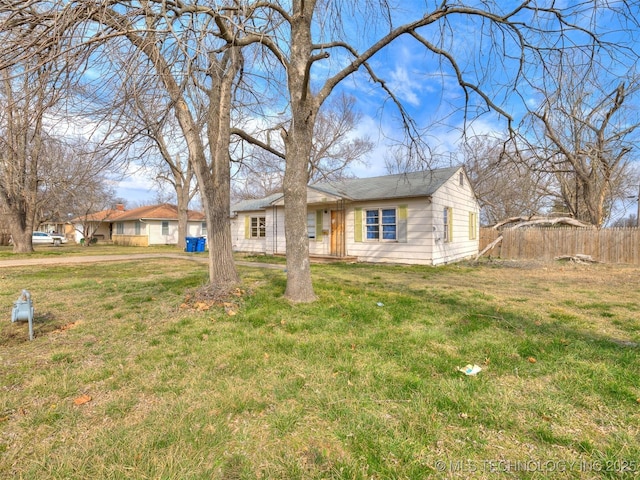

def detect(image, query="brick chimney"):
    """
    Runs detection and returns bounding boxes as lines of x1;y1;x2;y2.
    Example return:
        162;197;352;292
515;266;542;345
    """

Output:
115;203;125;211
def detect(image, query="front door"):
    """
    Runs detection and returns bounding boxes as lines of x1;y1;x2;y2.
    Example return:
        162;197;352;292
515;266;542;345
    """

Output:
330;210;344;257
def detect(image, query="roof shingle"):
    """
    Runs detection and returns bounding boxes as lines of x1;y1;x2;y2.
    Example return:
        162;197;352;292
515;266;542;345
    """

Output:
231;166;462;212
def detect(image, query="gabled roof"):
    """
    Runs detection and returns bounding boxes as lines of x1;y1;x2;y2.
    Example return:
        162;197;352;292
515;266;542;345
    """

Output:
115;203;205;222
231;166;463;212
72;208;125;223
312;166;462;201
73;204;205;223
231;193;283;213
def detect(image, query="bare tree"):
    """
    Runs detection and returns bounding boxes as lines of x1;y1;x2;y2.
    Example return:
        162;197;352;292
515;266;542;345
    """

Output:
107;54;199;250
461;136;552;225
308;94;374;184
37;140;115;231
0;1;244;287
220;1;638;301
0;51;61;252
3;1;638;302
522;60;640;227
232;93;373;200
138;117;198;251
384;145;431;176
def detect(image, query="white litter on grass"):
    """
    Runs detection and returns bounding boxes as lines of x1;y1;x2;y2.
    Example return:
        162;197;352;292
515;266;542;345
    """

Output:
458;364;482;376
377;302;384;307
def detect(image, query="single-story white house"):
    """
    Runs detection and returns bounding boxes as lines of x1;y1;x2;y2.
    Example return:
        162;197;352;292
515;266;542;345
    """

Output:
72;203;206;246
230;166;480;265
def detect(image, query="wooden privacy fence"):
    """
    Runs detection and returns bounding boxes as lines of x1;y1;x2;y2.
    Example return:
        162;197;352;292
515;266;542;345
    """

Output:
479;227;640;265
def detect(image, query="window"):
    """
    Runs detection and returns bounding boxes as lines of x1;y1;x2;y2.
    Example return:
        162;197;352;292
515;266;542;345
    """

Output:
135;221;142;235
162;221;169;236
443;207;453;242
459;172;464;187
307;212;316;239
469;212;478;240
201;222;207;234
251;216;265;238
116;222;124;235
366;208;396;241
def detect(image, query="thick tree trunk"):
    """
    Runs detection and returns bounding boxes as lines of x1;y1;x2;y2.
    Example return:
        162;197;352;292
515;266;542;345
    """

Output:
197;47;241;288
90;7;239;288
1;68;40;254
9;212;33;253
202;177;238;286
281;0;318;303
176;181;189;251
283;127;316;303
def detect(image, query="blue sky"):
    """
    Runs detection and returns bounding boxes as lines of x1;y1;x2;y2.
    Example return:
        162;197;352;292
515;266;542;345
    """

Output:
112;1;639;206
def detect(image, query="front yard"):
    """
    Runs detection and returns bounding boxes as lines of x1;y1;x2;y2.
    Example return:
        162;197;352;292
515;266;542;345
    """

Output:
0;256;638;478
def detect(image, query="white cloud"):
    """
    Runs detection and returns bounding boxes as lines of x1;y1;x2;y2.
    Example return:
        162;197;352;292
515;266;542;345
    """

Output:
388;65;423;107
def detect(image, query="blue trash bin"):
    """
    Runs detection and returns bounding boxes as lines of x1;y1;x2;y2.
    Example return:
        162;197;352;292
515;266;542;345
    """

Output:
196;237;206;252
185;237;197;252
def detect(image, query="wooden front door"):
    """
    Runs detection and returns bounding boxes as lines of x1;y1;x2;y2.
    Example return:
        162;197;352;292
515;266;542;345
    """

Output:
330;210;344;257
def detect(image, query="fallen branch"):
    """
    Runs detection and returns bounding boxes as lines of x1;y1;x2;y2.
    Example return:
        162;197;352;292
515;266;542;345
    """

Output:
490;216;593;230
475;234;503;261
477;216;595;261
554;254;599;263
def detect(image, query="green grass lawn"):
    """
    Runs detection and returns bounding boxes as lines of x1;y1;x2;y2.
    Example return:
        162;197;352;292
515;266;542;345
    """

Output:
0;257;639;479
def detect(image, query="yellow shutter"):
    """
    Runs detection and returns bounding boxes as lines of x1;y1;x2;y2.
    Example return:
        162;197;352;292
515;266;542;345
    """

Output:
469;212;477;240
244;216;250;239
398;205;408;243
316;210;323;242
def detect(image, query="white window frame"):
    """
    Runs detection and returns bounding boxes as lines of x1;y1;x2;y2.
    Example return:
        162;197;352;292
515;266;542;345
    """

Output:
251;216;266;238
161;221;169;236
116;222;124;235
443;207;453;243
307;212;316;239
365;208;397;242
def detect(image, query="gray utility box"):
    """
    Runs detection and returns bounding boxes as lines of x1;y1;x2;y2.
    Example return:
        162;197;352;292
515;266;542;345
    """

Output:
12;290;34;341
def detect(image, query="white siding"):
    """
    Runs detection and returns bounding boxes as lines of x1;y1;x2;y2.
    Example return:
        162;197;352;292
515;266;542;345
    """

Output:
145;220;206;245
148;220;177;245
232;211;267;254
308;208;331;256
345;198;436;264
266;207;286;255
430;170;479;265
230;168;479;265
187;222;207;238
